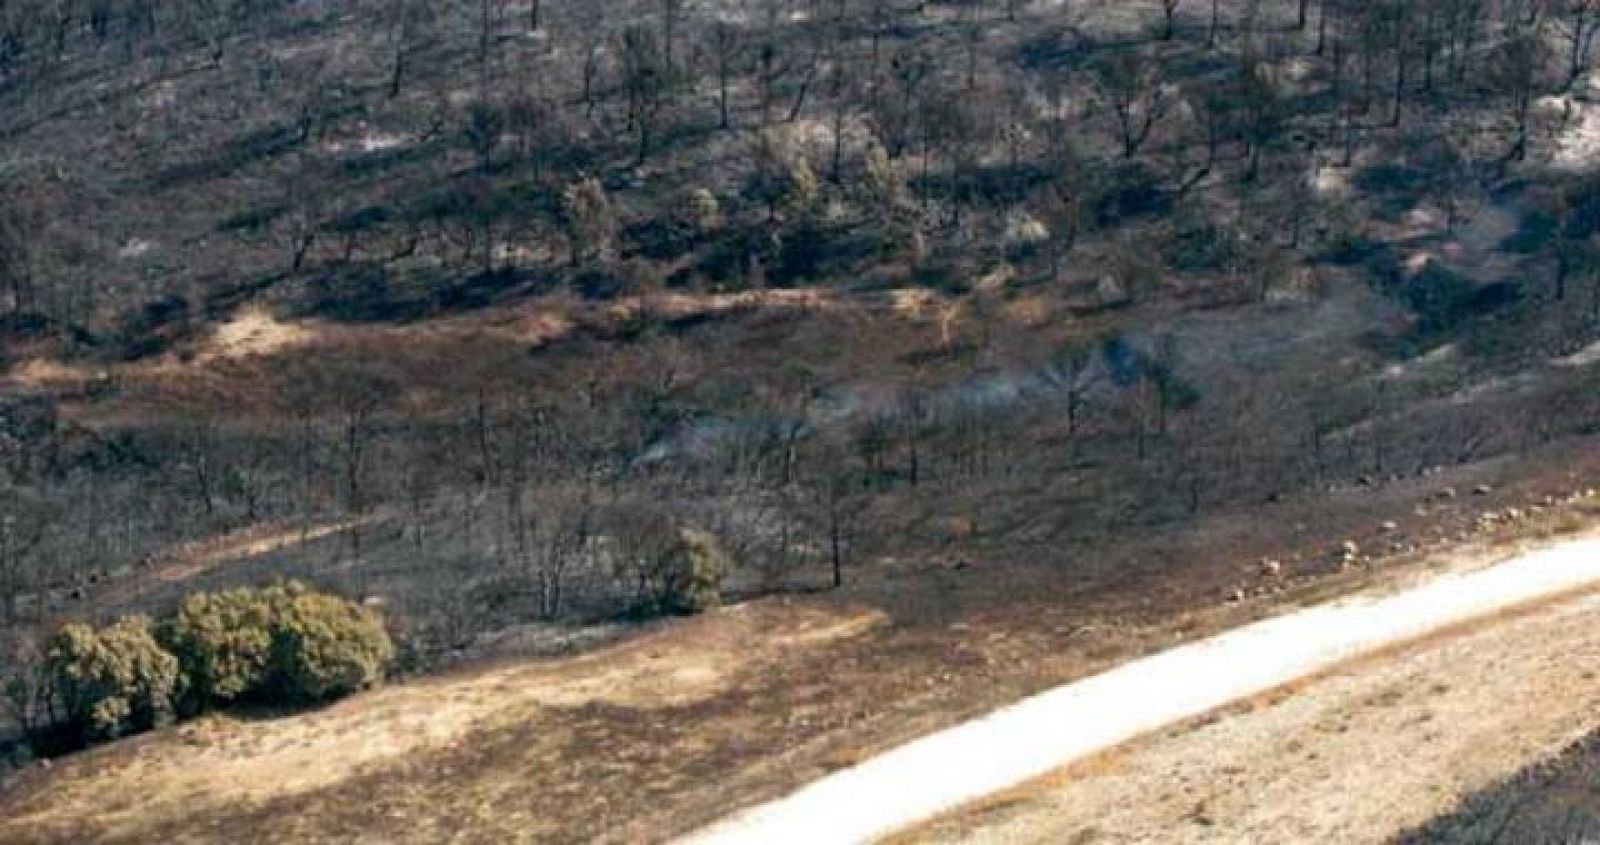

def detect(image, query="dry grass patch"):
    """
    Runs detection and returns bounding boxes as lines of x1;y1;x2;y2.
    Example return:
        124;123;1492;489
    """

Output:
0;599;885;844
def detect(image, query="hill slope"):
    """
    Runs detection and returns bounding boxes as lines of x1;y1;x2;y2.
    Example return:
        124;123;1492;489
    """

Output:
6;0;1600;837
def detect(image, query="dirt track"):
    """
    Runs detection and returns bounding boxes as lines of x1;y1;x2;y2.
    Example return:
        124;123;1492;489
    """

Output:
903;581;1600;844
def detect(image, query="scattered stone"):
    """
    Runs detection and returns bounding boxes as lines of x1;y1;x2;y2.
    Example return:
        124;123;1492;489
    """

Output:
1260;559;1284;577
1380;521;1400;533
1096;274;1132;308
1473;484;1494;496
1336;540;1362;571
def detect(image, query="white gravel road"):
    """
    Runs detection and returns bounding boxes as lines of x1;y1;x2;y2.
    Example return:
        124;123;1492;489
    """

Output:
682;535;1600;845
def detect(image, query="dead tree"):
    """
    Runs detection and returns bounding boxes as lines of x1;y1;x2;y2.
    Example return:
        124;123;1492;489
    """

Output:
0;202;32;315
1093;52;1172;159
1161;0;1183;40
1554;0;1600;85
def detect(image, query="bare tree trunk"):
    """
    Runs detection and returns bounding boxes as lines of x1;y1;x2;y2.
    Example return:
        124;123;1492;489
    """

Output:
1316;0;1328;55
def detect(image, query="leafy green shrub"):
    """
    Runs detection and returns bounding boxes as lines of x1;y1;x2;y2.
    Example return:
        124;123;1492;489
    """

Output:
45;616;178;741
20;582;390;752
661;529;730;615
264;582;394;702
161;587;276;708
678;187;722;239
162;581;394;708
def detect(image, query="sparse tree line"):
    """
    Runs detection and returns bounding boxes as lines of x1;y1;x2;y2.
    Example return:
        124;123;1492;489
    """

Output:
3;308;1596;662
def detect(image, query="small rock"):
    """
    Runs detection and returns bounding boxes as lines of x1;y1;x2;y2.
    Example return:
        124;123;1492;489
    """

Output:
1096;274;1132;308
1260;559;1284;577
1473;484;1494;496
1380;521;1400;533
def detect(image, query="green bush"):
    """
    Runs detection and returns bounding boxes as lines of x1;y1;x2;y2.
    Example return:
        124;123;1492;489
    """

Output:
161;587;276;708
45;616;178;741
264;582;394;702
162;581;394;708
23;582;391;751
661;529;730;615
